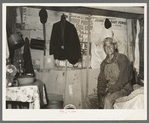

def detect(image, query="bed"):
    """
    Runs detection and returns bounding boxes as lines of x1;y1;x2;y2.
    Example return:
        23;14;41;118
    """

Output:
114;84;144;109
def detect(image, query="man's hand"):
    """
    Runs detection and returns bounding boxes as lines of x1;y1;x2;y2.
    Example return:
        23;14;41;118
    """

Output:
105;87;109;94
107;85;118;94
106;93;111;97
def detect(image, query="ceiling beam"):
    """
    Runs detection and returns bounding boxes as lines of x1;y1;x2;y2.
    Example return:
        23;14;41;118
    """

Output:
26;6;144;19
83;6;144;14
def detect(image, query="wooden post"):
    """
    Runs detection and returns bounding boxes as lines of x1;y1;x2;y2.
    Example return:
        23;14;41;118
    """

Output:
86;15;91;98
43;23;46;68
131;19;136;64
126;19;129;60
63;60;67;102
63;13;70;104
80;69;84;108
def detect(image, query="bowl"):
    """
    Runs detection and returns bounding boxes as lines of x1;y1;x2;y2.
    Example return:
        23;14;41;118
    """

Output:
17;75;35;85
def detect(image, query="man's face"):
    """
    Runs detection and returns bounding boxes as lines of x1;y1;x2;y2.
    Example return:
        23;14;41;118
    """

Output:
104;39;115;55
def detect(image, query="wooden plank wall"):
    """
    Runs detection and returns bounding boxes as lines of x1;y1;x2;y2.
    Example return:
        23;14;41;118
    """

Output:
35;69;100;109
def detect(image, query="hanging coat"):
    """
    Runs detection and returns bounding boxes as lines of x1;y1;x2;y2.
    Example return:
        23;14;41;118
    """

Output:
49;20;81;64
23;37;35;76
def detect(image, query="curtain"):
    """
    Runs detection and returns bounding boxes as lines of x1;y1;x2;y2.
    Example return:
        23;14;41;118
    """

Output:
134;20;140;73
131;19;137;64
126;19;134;63
131;18;144;84
138;18;144;80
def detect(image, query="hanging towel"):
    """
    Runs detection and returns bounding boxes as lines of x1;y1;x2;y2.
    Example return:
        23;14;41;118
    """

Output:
23;37;35;76
134;20;140;73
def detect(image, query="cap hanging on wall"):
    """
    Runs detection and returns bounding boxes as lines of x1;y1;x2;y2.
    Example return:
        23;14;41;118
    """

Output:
39;8;48;24
39;8;48;56
104;18;112;29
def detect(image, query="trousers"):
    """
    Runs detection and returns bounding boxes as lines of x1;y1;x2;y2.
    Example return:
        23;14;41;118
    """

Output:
104;83;133;109
83;83;133;109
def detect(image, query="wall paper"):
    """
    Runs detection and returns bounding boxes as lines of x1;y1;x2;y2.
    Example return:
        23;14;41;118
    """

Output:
21;7;133;70
90;16;130;69
20;7;134;108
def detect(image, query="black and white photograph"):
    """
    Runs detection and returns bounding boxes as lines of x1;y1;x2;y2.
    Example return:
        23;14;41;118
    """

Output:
2;3;147;120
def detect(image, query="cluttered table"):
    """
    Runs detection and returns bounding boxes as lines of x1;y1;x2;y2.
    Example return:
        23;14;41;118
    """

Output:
6;80;47;109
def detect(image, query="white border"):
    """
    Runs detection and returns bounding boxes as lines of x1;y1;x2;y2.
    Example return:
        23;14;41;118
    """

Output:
2;3;147;121
2;3;147;7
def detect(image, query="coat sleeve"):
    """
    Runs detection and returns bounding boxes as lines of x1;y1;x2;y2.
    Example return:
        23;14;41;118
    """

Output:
108;54;132;94
97;61;108;95
49;24;56;55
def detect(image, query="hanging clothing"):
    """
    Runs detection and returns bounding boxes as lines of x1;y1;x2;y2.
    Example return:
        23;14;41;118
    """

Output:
138;19;144;80
134;20;140;73
23;37;35;76
83;53;133;109
49;20;81;65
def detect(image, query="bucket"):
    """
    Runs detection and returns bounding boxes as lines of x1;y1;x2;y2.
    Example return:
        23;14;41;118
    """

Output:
46;100;63;109
64;104;76;109
8;33;24;50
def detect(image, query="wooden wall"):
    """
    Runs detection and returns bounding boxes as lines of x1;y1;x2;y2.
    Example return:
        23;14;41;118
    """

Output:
18;6;143;109
35;69;100;109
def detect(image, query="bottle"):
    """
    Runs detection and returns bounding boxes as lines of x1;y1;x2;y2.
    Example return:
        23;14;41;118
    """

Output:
6;58;11;66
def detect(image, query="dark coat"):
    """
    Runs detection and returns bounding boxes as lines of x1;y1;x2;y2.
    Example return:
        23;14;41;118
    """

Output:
49;20;81;64
97;53;133;108
97;53;133;95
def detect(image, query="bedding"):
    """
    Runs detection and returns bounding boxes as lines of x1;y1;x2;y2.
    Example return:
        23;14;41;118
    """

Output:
114;84;144;109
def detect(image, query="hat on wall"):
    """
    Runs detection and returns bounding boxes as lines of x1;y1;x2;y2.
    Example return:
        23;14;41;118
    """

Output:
103;18;117;44
39;8;48;24
104;18;112;29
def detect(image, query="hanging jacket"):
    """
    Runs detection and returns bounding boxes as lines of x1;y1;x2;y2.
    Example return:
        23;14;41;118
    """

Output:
97;53;133;95
49;20;81;64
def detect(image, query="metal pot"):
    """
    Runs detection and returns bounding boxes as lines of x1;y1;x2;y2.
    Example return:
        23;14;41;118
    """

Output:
8;33;25;50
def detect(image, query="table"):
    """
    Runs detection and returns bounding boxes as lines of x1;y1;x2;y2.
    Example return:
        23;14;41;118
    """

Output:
6;81;47;109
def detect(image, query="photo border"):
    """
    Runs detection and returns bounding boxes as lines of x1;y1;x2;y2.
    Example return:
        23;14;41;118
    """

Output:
1;1;148;121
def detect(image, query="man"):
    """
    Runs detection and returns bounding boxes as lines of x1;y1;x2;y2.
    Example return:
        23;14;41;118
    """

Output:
97;37;133;109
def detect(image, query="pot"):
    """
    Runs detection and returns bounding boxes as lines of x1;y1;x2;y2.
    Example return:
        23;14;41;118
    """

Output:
64;104;76;109
8;33;25;50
